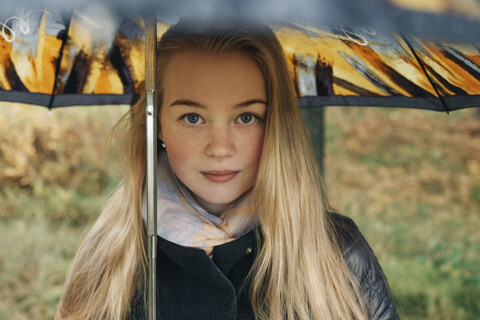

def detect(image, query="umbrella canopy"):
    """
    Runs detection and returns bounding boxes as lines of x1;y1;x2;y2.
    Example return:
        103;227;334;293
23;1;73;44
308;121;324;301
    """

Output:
1;3;480;112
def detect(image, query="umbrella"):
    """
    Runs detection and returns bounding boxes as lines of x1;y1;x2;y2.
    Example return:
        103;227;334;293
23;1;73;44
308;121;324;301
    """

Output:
1;4;480;111
1;2;479;319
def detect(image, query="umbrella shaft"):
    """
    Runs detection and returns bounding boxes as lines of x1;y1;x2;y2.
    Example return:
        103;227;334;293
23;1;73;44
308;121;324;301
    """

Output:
148;235;157;320
145;12;158;320
146;88;158;320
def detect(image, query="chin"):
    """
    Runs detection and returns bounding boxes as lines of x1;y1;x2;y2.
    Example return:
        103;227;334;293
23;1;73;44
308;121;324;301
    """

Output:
200;189;244;204
203;194;238;205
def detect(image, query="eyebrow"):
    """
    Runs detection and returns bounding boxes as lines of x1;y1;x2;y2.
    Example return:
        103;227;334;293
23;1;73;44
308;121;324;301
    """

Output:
169;99;267;108
170;99;206;108
237;99;267;108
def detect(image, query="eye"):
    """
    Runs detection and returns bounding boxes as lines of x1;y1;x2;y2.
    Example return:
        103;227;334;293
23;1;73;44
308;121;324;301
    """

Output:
182;113;204;125
237;113;258;124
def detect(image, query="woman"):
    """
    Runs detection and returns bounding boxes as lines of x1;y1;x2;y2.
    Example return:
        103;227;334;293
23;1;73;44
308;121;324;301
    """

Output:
56;18;399;320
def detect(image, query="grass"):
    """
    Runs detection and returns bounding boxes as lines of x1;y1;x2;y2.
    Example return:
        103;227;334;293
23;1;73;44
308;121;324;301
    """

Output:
0;103;127;319
324;107;480;320
0;102;479;319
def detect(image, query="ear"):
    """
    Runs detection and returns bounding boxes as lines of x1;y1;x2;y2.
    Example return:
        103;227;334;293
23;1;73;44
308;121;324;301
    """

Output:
157;104;165;143
157;115;163;140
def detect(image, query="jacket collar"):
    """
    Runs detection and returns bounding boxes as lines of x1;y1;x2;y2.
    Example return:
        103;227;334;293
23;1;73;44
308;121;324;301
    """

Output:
157;228;257;286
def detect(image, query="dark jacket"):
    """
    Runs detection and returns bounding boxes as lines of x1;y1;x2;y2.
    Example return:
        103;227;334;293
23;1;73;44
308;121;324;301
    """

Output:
129;213;399;319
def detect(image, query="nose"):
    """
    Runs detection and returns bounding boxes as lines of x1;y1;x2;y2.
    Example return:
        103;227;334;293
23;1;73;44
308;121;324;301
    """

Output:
205;125;236;159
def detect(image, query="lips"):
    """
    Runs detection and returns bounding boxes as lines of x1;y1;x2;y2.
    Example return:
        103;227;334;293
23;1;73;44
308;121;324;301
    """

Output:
201;170;239;183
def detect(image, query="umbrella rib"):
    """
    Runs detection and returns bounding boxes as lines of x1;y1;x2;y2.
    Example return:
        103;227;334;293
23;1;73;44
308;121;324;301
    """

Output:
401;35;449;114
47;14;72;109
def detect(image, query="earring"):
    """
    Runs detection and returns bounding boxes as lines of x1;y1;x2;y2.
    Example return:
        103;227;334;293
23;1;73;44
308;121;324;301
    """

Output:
160;139;166;149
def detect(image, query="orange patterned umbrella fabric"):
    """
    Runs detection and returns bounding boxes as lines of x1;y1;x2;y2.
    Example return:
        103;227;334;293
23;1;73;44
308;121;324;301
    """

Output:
0;6;479;111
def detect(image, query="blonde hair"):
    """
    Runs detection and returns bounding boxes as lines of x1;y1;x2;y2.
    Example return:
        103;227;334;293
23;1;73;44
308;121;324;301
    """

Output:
57;19;367;320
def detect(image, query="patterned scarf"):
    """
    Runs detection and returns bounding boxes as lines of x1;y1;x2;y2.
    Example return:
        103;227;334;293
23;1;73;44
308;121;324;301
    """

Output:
150;152;258;256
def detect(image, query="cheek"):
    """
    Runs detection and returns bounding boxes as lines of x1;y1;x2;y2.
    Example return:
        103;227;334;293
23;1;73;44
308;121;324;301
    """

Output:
160;120;188;169
164;132;195;167
161;113;193;158
240;129;265;166
164;138;194;182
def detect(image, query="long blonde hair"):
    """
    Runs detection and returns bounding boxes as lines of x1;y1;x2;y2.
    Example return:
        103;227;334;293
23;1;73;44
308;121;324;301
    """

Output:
57;19;367;320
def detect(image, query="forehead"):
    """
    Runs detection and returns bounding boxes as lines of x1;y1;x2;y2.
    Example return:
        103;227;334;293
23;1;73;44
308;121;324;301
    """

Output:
161;50;266;105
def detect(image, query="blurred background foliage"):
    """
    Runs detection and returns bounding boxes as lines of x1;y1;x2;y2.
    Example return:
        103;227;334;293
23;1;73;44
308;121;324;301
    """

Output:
0;103;478;319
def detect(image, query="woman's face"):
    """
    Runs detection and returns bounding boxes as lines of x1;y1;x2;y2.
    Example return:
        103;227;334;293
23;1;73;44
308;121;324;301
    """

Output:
159;50;267;215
